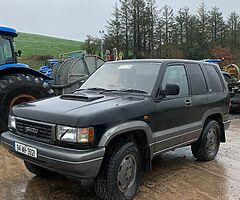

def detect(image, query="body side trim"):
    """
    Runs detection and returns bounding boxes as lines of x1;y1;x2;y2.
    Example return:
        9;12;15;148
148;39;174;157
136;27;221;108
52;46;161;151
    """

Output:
150;128;202;147
153;138;198;156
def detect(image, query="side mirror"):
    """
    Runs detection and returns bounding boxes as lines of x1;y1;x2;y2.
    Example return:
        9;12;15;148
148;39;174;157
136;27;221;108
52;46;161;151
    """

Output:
162;84;180;96
15;49;22;57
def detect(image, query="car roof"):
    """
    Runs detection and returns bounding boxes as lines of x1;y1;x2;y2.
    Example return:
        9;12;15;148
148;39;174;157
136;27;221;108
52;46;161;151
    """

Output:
107;59;212;65
0;26;18;37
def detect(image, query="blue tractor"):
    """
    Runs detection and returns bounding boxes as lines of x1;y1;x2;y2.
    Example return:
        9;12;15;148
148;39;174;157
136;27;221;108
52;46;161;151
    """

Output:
0;27;53;133
38;59;59;74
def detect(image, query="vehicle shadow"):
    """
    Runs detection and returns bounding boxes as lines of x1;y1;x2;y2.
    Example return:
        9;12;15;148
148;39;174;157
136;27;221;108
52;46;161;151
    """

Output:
137;147;228;199
24;175;97;200
23;147;228;200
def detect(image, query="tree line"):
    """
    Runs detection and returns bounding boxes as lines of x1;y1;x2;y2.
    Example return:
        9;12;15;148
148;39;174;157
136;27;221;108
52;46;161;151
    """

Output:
102;0;240;64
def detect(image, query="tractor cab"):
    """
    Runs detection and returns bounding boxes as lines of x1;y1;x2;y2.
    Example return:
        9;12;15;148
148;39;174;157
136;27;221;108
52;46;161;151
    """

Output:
0;27;18;67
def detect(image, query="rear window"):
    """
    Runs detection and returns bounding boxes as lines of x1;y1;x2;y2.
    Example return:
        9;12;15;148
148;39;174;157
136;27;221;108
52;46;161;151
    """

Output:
202;64;223;93
186;64;207;95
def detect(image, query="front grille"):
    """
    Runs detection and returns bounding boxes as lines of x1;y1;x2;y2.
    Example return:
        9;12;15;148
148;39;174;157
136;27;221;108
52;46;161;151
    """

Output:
16;118;54;143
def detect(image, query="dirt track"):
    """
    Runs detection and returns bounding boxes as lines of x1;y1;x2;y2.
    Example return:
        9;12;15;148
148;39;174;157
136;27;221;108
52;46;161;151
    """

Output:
0;116;240;200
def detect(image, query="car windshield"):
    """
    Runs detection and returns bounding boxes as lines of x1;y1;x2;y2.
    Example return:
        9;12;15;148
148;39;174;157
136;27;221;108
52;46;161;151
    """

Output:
0;35;14;65
81;62;161;94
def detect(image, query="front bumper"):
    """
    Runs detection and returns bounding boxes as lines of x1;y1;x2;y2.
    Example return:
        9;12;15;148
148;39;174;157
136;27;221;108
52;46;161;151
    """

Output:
1;131;105;179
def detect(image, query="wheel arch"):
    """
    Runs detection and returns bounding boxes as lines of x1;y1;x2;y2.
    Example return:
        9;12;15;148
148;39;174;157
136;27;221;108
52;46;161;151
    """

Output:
0;67;52;80
202;109;225;142
98;121;153;171
99;121;153;147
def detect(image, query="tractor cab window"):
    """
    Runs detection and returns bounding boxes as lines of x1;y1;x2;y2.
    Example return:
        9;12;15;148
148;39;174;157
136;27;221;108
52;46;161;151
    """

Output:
0;35;14;65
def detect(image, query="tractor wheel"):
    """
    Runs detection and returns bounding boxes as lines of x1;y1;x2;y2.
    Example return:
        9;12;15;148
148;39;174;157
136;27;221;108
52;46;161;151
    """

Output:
0;74;54;133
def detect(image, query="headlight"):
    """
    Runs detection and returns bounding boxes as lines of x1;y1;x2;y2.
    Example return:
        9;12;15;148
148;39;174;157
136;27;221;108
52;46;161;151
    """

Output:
56;125;94;143
8;115;16;130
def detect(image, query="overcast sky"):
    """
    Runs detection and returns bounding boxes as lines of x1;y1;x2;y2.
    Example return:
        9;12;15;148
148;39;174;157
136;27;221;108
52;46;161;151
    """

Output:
1;0;240;41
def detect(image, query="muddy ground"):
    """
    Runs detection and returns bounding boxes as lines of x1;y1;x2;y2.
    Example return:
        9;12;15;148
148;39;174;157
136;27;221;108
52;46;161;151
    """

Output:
0;115;240;200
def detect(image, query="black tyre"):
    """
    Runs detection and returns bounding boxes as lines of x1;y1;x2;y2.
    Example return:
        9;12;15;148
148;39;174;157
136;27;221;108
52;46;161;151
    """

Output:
191;120;221;161
0;74;54;133
24;161;55;177
95;141;141;200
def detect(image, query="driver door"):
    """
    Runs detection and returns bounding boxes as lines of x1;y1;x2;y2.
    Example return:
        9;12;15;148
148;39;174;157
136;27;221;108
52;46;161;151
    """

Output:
153;63;195;154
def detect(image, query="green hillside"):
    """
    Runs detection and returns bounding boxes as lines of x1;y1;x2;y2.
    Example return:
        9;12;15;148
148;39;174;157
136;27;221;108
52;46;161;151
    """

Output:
14;32;83;68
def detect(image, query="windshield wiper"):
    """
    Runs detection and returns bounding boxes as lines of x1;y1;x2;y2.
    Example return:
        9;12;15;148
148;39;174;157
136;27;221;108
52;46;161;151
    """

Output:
75;87;107;92
84;88;122;94
100;89;121;94
119;89;148;94
100;88;148;94
87;87;107;91
75;87;117;93
76;87;148;94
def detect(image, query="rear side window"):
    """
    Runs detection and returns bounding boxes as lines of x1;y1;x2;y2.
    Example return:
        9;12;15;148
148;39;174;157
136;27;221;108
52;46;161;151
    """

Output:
203;64;223;93
186;64;207;95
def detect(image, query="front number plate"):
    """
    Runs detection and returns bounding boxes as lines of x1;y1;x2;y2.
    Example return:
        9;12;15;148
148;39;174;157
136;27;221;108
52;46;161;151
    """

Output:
14;142;38;158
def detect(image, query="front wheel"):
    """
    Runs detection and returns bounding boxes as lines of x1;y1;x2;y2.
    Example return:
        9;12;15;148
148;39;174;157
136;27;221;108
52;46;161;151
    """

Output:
191;120;221;161
95;141;141;200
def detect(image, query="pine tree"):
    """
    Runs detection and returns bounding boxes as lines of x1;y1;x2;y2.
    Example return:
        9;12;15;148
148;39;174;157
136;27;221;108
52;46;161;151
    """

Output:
145;0;158;58
196;3;210;58
102;1;240;63
105;4;123;52
160;5;174;58
227;12;240;51
129;0;146;58
119;0;131;58
209;7;225;47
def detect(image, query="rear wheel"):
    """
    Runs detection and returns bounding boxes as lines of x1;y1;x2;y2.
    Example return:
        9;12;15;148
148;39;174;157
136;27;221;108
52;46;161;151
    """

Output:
95;141;141;200
0;74;54;133
191;120;221;161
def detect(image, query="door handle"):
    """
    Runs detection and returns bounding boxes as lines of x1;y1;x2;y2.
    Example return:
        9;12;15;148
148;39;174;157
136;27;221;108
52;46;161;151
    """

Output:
185;99;192;107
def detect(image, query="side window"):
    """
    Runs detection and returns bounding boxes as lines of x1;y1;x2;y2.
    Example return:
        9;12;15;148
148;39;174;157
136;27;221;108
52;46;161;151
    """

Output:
162;65;189;97
0;37;12;62
203;65;223;93
3;41;12;60
186;64;207;95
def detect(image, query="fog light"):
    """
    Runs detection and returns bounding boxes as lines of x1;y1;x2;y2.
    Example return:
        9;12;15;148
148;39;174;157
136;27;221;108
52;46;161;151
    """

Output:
8;115;16;130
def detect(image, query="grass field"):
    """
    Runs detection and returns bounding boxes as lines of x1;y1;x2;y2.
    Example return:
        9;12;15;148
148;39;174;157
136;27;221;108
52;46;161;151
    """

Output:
14;32;83;69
